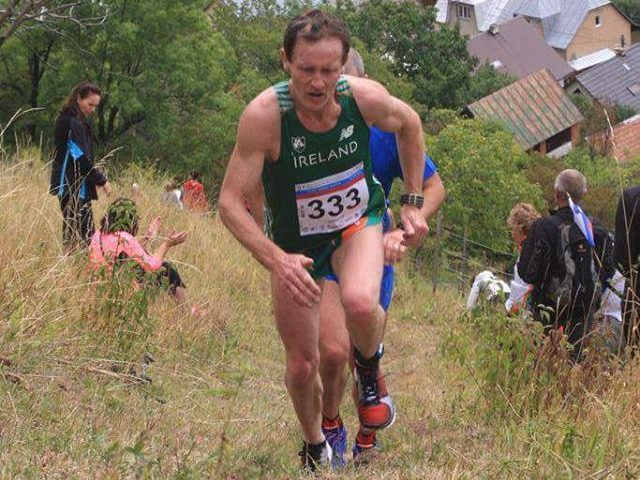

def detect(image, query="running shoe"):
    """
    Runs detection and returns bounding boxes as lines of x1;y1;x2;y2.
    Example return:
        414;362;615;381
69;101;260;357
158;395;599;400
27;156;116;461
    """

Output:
322;418;347;468
352;430;379;466
376;367;396;423
298;440;332;472
354;345;396;430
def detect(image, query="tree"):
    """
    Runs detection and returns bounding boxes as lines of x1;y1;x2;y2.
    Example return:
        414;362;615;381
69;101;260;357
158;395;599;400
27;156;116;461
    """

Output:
336;0;476;110
429;118;545;251
613;0;640;26
209;0;288;103
465;62;516;105
0;1;109;50
1;0;243;185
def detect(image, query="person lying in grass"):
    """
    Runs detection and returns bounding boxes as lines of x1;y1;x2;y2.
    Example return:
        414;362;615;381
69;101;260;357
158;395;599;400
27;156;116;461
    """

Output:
89;197;201;315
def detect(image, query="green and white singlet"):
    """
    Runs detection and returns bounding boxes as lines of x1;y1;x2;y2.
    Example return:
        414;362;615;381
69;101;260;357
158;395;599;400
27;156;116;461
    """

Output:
262;77;385;273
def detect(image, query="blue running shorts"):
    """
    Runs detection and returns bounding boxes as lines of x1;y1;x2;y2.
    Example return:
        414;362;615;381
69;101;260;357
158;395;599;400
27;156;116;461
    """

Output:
324;211;395;311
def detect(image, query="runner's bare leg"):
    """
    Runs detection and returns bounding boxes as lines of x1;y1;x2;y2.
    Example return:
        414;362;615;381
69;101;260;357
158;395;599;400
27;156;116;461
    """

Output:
319;280;350;419
272;273;325;444
332;224;385;359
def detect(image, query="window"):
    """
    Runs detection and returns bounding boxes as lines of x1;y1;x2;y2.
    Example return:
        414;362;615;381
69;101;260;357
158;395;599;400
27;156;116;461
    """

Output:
547;129;573;153
621;34;626;48
595;15;601;27
457;4;471;20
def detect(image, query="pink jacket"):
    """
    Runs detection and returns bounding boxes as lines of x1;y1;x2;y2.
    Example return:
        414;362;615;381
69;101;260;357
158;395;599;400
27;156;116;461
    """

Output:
89;230;162;272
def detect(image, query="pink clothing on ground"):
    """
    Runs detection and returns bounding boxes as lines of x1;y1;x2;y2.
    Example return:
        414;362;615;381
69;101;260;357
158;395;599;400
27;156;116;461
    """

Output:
89;230;162;272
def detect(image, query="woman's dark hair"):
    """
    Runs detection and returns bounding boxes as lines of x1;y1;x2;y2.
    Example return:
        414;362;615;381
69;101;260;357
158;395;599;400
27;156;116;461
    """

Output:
101;197;139;235
190;170;201;181
62;82;102;117
283;9;350;64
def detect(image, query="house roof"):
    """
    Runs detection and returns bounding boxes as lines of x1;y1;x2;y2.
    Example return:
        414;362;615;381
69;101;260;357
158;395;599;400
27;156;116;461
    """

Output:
437;0;617;50
575;44;640;111
569;48;616;71
500;0;612;50
513;0;560;19
468;17;574;82
435;0;448;22
465;69;584;149
473;0;512;32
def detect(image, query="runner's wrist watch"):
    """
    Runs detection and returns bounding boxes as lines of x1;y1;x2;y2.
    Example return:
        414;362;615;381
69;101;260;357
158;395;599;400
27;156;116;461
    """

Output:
400;193;424;209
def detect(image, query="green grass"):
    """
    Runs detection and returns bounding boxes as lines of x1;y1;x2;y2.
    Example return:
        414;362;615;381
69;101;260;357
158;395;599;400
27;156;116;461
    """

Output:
1;154;640;478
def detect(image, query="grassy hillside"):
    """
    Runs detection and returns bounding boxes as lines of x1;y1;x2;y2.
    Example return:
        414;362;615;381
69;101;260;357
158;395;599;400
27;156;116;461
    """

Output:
1;153;640;479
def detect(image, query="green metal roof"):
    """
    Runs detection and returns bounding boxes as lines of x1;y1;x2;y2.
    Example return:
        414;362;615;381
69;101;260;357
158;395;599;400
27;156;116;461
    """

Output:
466;69;584;150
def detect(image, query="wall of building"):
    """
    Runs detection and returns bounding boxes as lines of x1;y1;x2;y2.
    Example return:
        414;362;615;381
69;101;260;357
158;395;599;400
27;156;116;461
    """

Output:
565;5;632;61
448;2;480;38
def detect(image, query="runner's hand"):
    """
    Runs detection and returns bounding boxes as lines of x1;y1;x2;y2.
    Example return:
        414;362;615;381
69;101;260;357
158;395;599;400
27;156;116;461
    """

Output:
399;204;429;246
384;229;407;265
273;252;321;308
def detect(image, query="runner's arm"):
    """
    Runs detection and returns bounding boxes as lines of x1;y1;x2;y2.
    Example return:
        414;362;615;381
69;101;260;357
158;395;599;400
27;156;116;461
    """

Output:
246;182;266;230
351;79;424;194
218;96;321;307
384;172;446;264
421;172;446;223
350;78;427;245
219;100;282;271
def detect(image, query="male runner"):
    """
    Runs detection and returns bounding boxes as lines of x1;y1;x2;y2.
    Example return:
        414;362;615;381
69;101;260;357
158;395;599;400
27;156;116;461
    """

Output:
219;10;428;470
319;48;446;466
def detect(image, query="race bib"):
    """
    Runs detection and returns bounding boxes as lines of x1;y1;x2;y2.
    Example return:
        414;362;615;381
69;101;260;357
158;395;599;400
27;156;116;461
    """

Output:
295;162;369;236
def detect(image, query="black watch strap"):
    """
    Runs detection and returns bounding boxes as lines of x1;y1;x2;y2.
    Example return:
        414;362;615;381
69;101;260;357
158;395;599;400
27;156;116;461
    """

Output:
400;193;424;209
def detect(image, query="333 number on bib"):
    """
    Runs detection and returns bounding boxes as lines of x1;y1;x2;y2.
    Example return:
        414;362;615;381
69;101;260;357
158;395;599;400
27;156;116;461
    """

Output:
295;163;369;236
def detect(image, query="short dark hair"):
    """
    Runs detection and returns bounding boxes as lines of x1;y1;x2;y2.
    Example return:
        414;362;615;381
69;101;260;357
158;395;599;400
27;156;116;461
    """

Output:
62;82;102;117
283;9;350;64
190;170;201;181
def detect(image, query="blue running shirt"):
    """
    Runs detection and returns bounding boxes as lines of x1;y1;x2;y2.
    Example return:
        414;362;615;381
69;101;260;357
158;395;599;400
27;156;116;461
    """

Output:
369;127;437;197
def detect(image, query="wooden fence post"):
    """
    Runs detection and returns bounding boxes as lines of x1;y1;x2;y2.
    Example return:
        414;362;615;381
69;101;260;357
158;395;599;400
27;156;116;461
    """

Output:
432;210;443;294
459;224;468;293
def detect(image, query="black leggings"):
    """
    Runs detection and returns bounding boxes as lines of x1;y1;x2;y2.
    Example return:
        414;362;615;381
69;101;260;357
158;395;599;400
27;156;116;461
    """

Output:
155;261;186;294
59;195;94;249
117;256;185;295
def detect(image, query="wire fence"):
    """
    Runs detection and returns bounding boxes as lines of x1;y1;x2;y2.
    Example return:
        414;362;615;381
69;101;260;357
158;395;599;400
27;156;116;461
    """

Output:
413;211;518;296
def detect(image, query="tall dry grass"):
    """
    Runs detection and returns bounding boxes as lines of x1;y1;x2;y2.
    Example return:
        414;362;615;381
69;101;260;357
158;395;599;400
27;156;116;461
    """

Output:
2;152;640;478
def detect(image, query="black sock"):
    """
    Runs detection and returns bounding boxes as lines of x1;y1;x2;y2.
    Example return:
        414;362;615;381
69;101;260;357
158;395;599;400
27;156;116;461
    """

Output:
354;343;383;367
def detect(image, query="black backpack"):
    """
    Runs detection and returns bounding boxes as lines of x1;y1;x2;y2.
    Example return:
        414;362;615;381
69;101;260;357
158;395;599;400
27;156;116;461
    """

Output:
544;215;602;324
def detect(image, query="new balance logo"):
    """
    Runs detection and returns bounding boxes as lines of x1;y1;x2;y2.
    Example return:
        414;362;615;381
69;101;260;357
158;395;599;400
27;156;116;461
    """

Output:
339;125;354;141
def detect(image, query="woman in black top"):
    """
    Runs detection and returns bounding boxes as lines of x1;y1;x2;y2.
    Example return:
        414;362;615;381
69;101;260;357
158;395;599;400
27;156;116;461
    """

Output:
49;82;111;251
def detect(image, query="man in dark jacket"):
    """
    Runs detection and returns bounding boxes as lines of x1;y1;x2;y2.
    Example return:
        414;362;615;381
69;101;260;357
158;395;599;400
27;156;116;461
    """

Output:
49;82;110;251
518;169;614;359
614;185;640;347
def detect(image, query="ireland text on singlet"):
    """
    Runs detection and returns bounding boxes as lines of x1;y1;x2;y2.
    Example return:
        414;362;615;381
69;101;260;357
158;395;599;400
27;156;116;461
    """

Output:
262;77;385;253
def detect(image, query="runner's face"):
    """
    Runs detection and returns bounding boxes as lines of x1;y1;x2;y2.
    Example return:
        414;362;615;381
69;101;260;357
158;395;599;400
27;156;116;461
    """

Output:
284;37;344;112
78;93;100;117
